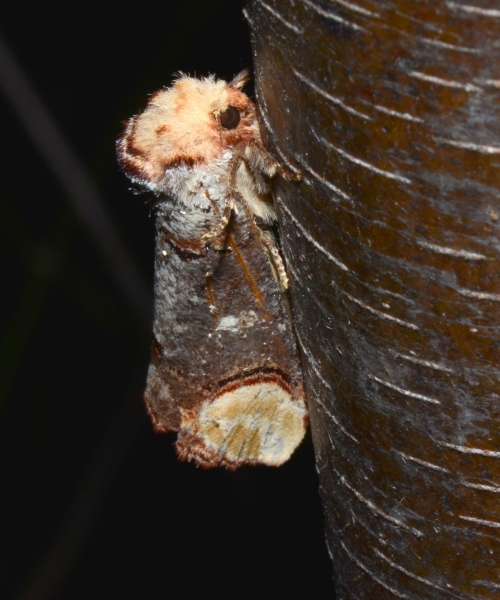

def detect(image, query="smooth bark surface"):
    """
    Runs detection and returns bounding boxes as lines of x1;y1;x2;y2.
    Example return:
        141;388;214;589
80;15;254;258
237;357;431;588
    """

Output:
247;1;500;598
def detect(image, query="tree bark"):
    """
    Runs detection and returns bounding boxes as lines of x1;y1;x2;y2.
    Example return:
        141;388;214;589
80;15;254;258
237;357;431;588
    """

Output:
246;1;500;598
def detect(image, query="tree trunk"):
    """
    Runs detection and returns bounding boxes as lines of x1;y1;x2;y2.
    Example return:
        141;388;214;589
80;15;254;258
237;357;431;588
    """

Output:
246;1;500;597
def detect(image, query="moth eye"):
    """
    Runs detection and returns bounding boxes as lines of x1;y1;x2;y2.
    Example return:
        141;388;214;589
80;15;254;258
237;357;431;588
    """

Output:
219;106;240;130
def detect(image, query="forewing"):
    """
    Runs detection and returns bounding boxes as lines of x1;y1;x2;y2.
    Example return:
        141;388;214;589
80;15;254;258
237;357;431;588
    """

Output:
145;202;306;469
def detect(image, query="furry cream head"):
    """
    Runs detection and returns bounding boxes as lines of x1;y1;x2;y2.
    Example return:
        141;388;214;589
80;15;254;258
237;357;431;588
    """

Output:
117;70;260;191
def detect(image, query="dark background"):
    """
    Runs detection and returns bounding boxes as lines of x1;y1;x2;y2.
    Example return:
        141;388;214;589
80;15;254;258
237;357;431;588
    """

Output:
1;1;334;598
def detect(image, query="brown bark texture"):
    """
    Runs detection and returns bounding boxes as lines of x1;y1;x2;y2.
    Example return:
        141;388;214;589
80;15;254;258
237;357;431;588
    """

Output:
246;1;500;598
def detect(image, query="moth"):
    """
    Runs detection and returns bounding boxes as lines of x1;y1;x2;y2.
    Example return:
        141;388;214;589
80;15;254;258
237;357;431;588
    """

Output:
117;70;307;469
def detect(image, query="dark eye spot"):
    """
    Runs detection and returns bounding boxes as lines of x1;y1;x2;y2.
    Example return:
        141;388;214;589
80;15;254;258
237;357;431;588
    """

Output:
219;106;240;130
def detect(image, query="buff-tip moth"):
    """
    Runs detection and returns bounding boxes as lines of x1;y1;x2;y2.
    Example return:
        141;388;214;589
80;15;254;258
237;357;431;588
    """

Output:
117;70;307;469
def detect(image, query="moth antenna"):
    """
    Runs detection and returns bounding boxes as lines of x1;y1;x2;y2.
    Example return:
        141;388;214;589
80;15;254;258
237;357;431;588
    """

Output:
229;68;251;89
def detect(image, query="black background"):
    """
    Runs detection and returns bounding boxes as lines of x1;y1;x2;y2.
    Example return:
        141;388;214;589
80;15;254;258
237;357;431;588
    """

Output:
1;1;334;598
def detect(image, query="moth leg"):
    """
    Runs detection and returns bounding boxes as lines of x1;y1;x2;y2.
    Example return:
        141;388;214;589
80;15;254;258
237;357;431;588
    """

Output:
235;187;290;291
201;156;241;240
259;231;289;290
244;141;302;182
201;195;235;240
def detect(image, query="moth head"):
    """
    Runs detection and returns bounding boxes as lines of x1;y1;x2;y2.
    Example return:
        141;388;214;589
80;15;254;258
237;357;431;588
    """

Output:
117;70;260;192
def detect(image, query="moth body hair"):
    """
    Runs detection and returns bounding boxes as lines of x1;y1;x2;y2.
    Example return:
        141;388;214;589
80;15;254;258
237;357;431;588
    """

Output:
117;72;296;239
